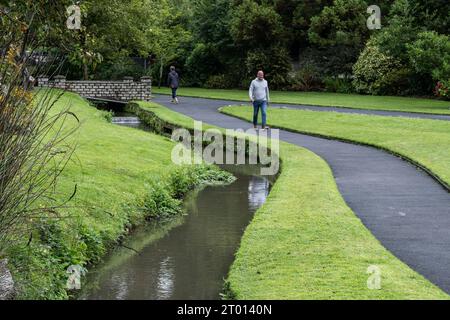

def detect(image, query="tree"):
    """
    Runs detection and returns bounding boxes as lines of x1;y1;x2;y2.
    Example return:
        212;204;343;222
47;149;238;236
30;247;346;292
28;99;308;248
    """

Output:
67;0;154;80
230;0;285;50
145;0;191;87
308;0;369;47
308;0;369;75
271;0;333;56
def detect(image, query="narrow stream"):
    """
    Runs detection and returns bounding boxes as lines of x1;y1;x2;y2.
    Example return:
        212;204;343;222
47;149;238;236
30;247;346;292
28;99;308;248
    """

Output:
81;102;273;300
82;166;270;300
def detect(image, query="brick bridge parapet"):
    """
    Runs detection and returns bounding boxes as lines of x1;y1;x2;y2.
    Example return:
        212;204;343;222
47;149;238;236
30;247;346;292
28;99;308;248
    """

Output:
37;75;152;102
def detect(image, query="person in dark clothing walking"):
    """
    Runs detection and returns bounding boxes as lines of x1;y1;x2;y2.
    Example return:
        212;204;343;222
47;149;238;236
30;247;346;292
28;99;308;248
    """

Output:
167;66;180;104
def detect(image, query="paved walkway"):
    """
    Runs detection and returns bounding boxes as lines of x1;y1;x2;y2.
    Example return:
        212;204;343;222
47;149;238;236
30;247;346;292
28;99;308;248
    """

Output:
153;94;450;294
156;94;450;121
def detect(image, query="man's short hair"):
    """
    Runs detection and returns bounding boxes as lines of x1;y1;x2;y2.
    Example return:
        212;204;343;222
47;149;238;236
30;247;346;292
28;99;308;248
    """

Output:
170;66;176;71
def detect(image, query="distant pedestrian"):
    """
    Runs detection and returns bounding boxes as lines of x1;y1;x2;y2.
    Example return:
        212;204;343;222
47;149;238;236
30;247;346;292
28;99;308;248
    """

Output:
249;70;270;130
167;66;180;104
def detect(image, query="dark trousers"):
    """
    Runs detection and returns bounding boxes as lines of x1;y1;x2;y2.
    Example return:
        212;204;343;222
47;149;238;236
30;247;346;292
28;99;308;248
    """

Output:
171;87;178;99
253;100;268;127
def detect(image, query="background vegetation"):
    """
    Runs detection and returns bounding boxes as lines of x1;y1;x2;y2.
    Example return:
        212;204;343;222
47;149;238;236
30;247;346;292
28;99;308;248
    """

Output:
17;0;448;98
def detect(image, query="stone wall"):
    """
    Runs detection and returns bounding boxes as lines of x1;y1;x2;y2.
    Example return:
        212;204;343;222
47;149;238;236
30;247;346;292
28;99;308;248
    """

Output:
37;76;152;102
0;259;15;300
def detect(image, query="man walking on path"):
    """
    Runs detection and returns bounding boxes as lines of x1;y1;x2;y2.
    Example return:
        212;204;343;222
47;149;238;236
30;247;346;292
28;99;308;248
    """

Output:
249;70;270;130
167;66;180;104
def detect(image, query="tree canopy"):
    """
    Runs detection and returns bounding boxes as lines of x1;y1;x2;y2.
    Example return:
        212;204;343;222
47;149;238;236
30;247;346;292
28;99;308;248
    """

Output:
2;0;449;97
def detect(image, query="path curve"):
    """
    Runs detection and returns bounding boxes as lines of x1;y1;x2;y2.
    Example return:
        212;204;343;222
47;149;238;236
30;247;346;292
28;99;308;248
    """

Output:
154;93;450;121
152;95;450;294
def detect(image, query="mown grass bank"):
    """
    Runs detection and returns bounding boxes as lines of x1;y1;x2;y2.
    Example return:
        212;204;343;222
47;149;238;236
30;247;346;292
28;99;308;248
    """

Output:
133;100;448;299
152;87;450;115
221;106;450;189
7;91;233;299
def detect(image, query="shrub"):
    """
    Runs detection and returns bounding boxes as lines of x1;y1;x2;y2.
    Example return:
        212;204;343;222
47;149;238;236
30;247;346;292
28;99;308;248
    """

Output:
407;31;450;96
191;165;236;186
407;32;449;76
352;44;410;95
168;165;235;199
245;47;292;90
168;167;199;200
145;165;235;219
290;65;322;91
78;225;106;264
185;43;221;86
204;74;229;89
144;180;182;220
323;77;354;94
99;109;114;123
373;14;418;63
7;242;69;300
435;81;449;99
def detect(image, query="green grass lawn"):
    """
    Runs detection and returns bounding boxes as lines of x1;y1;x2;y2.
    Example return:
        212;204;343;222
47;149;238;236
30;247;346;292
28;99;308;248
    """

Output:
221;106;450;189
8;91;229;299
135;100;448;299
153;87;450;115
10;90;447;299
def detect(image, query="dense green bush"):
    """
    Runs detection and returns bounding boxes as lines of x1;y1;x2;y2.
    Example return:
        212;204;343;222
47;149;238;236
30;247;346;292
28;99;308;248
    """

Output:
167;167;199;200
204;74;230;89
368;1;450;96
373;15;417;63
144;180;183;220
230;0;285;49
191;165;236;186
8;242;69;300
308;0;368;47
245;47;292;89
308;0;369;76
290;65;323;91
185;43;221;87
352;44;410;95
145;165;235;220
407;31;450;97
323;77;354;93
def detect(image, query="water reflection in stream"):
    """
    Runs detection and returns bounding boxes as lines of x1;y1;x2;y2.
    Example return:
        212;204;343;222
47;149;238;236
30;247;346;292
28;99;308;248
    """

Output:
82;165;271;300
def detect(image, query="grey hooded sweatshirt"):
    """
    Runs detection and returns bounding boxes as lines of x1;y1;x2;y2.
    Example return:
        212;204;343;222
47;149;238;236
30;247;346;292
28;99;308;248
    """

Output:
249;78;270;102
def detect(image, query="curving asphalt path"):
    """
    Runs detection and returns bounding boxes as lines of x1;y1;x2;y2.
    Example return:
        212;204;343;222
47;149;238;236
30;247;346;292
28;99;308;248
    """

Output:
152;94;450;294
156;94;450;121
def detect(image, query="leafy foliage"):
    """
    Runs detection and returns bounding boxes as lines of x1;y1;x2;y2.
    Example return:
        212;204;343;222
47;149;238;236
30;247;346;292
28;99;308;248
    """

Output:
290;64;323;91
352;43;409;95
245;47;292;89
407;31;450;83
144;165;235;220
8;0;446;96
